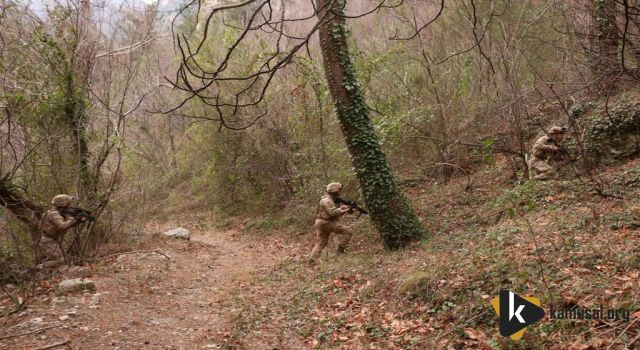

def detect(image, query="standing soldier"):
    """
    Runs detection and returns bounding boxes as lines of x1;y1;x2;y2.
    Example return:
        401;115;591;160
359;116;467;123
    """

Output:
37;194;84;267
308;183;353;264
528;126;568;180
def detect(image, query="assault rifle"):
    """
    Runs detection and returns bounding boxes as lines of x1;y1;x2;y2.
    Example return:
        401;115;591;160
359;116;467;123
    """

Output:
547;137;572;162
334;197;369;218
62;207;96;222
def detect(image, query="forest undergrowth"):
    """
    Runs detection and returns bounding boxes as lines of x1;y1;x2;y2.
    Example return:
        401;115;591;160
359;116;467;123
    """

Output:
218;155;640;349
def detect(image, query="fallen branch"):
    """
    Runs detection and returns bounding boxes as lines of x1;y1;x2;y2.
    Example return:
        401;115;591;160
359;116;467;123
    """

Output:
627;331;640;348
86;249;173;263
0;284;26;318
36;340;70;350
0;324;62;341
464;208;509;226
435;310;489;340
594;190;623;200
606;318;639;350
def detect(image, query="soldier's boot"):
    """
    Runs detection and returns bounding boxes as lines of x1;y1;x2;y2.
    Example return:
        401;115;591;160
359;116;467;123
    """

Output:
336;245;346;254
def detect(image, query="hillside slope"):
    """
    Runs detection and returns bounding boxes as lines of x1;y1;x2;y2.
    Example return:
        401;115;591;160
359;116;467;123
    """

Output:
217;157;640;349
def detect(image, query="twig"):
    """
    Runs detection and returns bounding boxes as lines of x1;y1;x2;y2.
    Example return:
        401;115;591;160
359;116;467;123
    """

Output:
86;249;173;263
0;284;25;318
36;340;70;350
464;208;509;226
627;331;640;348
520;208;553;302
606;318;639;350
436;310;490;340
0;324;62;341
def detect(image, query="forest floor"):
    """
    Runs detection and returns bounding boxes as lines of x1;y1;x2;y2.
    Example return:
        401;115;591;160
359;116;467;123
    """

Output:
0;223;311;350
1;159;640;350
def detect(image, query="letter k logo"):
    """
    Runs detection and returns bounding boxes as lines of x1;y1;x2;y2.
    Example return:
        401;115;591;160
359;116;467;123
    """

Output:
509;291;525;323
491;290;545;340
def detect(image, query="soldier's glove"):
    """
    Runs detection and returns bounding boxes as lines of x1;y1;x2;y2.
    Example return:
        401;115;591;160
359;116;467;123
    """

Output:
339;205;350;210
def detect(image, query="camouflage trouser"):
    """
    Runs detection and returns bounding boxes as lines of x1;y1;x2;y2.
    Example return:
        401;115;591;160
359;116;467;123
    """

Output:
529;157;555;180
308;219;352;262
37;235;64;266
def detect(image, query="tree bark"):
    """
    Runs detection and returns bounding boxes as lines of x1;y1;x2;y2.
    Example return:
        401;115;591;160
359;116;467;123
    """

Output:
316;0;425;249
63;69;94;200
591;0;619;80
66;0;96;258
68;0;96;200
0;176;43;240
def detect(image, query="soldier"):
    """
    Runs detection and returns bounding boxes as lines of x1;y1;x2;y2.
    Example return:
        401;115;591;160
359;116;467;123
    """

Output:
308;182;353;264
37;194;84;267
528;126;568;180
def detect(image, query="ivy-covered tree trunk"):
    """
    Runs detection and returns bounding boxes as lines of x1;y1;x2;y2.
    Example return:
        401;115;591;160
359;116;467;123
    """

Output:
316;0;425;249
71;0;96;201
63;69;94;200
66;0;97;260
591;0;619;80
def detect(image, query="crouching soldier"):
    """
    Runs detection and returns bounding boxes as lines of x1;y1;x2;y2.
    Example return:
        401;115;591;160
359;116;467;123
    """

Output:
308;183;352;264
37;194;85;267
528;126;568;180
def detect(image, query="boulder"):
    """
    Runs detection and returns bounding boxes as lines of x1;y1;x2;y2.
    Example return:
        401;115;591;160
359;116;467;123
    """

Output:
162;227;190;240
55;278;96;295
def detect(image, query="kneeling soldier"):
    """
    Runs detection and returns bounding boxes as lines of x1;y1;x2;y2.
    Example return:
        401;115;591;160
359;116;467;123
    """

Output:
37;194;84;267
308;183;352;263
528;126;568;180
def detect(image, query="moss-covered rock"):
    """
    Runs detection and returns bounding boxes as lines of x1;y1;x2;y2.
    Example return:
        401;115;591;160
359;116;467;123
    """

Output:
582;100;640;162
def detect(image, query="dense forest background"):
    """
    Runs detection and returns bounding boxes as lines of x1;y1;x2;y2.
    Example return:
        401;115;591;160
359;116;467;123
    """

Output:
1;0;639;348
2;0;635;224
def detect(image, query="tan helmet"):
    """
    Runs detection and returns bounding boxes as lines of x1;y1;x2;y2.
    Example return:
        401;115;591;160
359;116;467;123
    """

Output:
548;126;568;135
51;194;73;208
326;182;343;194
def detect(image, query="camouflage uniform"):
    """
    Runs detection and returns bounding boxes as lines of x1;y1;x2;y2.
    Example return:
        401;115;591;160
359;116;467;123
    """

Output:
308;183;352;263
37;195;76;265
528;126;568;180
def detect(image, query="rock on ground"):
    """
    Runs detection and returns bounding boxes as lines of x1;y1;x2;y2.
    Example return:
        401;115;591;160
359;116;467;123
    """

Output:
163;227;190;240
55;278;96;295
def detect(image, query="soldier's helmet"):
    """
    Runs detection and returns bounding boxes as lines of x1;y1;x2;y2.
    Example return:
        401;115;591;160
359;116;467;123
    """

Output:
52;194;74;208
548;126;568;135
326;182;343;194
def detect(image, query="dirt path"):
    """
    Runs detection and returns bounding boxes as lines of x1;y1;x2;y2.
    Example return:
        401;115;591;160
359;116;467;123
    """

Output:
0;227;302;350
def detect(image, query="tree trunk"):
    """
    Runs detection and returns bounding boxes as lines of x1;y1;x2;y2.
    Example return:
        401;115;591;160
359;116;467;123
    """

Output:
63;69;94;200
66;0;96;258
0;177;43;241
68;0;96;201
0;0;6;19
74;0;93;88
316;0;425;249
591;0;619;80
